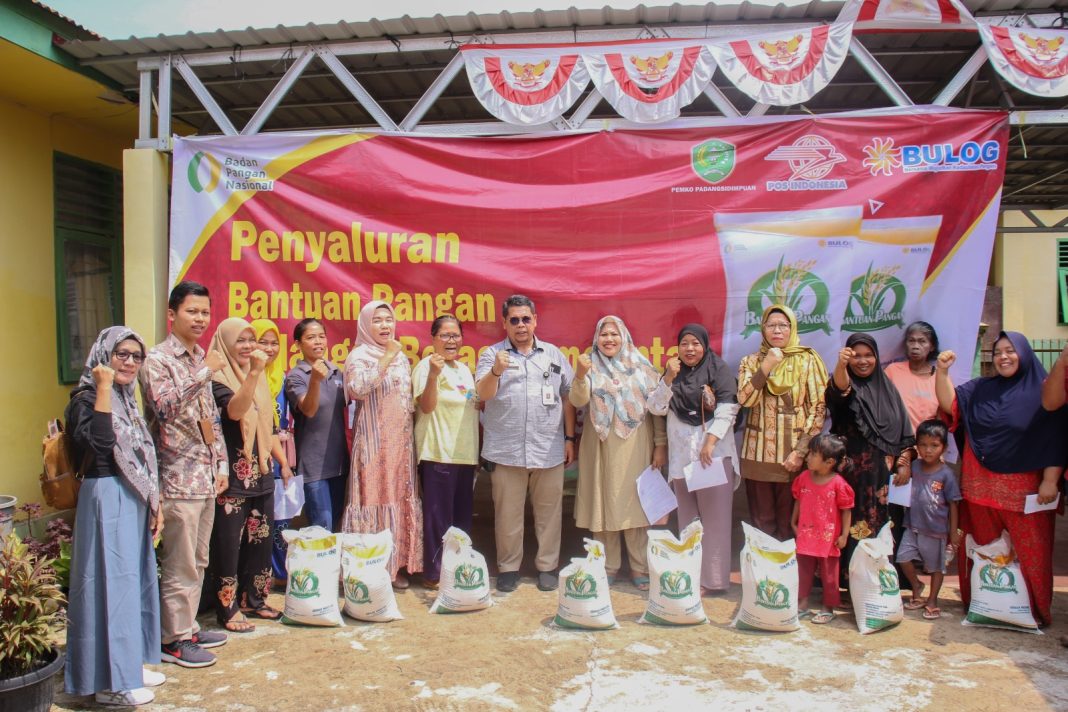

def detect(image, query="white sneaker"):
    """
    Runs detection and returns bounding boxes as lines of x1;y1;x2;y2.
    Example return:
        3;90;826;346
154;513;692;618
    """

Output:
95;688;155;706
142;667;167;687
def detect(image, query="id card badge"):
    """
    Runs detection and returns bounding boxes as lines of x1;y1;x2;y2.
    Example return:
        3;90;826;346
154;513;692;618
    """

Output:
541;384;556;406
198;418;216;445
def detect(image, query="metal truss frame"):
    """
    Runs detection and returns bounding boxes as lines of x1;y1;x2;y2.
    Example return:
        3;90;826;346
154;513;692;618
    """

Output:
92;20;1068;151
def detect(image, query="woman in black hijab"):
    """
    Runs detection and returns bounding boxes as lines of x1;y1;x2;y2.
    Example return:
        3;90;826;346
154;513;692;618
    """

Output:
826;333;915;575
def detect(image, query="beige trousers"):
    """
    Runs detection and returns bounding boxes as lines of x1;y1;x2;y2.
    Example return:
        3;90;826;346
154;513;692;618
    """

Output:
592;527;649;577
159;497;214;644
491;464;563;573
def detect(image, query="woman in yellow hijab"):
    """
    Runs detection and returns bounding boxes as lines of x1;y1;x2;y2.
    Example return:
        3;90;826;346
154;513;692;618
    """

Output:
737;304;829;540
250;318;296;589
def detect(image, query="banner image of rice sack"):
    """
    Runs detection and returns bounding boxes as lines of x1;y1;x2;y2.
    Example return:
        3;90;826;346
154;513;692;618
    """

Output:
715;207;862;368
842;216;941;362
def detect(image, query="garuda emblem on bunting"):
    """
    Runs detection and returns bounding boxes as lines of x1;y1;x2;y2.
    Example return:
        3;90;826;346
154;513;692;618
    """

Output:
979;25;1068;97
705;24;853;106
836;0;976;31
461;45;590;125
582;42;716;123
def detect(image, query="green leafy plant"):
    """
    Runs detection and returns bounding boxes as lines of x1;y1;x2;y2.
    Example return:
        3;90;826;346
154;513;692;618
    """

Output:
0;533;66;678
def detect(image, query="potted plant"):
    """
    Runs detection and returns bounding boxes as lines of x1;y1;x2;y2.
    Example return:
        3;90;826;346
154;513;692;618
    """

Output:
0;533;66;712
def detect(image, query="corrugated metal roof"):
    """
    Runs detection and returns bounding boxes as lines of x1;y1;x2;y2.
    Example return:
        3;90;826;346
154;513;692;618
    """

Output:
57;3;1068;207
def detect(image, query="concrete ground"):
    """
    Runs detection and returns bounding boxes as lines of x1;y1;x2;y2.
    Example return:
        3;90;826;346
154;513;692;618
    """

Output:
52;473;1068;711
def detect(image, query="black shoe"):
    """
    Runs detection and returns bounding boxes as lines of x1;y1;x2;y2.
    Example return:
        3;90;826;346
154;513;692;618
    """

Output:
537;570;558;592
496;571;520;593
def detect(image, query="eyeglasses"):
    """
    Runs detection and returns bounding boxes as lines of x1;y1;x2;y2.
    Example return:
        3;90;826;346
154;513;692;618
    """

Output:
436;334;462;342
508;316;534;326
113;350;144;364
763;322;791;332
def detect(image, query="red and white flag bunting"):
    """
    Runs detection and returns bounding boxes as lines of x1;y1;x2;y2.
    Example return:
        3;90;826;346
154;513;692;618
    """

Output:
461;45;590;125
836;0;976;32
705;23;853;107
979;25;1068;98
581;41;716;123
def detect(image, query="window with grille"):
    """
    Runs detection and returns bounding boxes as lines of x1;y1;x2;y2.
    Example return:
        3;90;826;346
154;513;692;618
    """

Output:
54;153;123;383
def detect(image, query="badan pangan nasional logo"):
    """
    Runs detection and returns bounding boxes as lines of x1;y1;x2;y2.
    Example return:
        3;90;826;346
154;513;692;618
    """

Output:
862;136;1000;176
842;263;907;333
764;135;847;192
691;139;736;184
743;256;832;337
187;150;275;193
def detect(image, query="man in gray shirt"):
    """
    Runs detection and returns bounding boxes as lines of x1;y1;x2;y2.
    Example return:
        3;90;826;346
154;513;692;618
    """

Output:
476;295;585;593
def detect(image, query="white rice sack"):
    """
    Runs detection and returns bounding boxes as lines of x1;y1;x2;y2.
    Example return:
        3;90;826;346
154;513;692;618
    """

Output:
848;522;903;634
733;522;799;632
554;538;618;630
429;527;493;614
341;530;402;622
641;520;707;626
962;531;1040;633
281;526;343;627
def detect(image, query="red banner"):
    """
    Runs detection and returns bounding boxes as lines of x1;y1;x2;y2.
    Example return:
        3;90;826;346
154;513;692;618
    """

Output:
172;109;1007;376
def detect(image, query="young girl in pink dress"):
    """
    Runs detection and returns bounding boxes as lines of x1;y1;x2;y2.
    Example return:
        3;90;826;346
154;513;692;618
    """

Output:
791;433;855;624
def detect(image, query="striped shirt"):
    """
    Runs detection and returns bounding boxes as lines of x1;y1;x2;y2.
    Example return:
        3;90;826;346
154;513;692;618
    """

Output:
477;337;574;470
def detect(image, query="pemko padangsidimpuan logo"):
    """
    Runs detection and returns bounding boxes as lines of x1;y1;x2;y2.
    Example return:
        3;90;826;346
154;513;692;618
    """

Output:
862;136;1000;176
187;150;275;193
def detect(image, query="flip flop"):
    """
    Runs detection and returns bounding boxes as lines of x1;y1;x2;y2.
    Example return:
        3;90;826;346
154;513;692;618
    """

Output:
632;576;650;592
241;604;282;620
922;606;942;620
811;611;835;625
904;598;928;610
222;614;256;633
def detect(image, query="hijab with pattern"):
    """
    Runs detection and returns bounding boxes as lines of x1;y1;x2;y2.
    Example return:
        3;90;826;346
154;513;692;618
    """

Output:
670;324;737;427
588;315;661;440
72;326;159;513
209;317;275;473
955;331;1068;473
759;304;829;403
838;333;915;455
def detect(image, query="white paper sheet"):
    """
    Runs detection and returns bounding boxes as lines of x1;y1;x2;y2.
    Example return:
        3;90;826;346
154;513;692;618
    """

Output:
1024;493;1061;514
681;457;729;492
887;479;912;507
273;474;305;520
636;466;677;525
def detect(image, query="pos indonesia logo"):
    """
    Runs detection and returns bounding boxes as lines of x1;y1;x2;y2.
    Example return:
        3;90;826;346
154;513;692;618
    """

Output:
842;263;907;333
691;139;736;184
187;151;222;193
742;257;832;337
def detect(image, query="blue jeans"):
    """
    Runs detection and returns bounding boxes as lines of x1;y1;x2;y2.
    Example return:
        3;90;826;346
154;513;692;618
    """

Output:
303;476;345;532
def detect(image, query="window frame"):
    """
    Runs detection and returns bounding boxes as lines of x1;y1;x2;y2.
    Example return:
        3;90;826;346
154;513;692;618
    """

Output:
53;153;124;384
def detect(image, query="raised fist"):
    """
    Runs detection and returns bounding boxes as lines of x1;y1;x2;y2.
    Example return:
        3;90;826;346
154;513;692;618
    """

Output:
204;350;227;373
92;364;115;388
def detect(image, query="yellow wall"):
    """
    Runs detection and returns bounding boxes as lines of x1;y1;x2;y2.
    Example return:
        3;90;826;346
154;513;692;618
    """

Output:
0;96;131;511
996;210;1068;340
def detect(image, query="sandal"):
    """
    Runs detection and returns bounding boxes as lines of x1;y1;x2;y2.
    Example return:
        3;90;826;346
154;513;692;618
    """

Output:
632;576;650;592
392;573;410;590
904;598;928;611
241;604;282;620
811;611;835;625
922;606;942;620
606;572;617;586
222;614;256;633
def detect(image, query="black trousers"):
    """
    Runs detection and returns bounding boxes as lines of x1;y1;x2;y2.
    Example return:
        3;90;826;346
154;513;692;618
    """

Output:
209;491;274;623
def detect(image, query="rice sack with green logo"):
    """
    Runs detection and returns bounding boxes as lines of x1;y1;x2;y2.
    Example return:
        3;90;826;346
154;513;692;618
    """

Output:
733;522;799;632
641;520;708;626
848;522;903;634
963;531;1039;633
341;529;402;622
554;538;618;630
281;526;344;626
429;527;493;614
